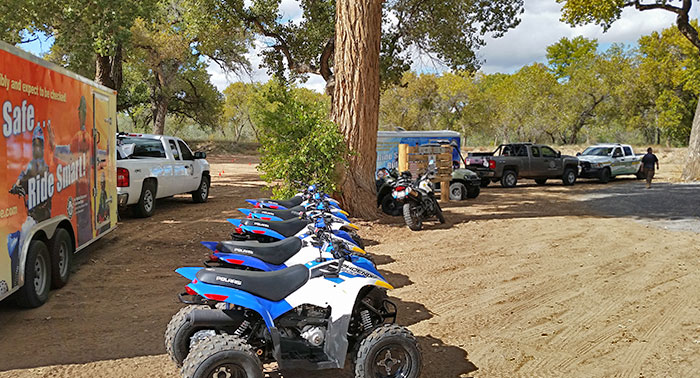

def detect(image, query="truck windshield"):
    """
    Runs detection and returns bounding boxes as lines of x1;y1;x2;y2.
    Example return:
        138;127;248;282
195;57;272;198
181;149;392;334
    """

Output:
117;137;166;158
582;147;612;156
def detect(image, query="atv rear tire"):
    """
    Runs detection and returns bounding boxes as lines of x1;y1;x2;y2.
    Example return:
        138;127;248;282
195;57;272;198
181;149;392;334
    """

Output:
354;324;422;378
182;334;263;378
165;305;210;367
403;203;423;231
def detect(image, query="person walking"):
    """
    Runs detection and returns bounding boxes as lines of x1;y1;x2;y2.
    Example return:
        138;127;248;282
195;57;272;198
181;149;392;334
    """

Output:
641;147;659;189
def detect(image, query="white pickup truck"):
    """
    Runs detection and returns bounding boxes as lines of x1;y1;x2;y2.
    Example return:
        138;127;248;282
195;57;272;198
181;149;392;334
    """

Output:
577;143;644;183
116;133;210;217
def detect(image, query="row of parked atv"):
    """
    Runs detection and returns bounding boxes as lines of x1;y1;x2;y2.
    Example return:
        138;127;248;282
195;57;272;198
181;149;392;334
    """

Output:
165;185;422;378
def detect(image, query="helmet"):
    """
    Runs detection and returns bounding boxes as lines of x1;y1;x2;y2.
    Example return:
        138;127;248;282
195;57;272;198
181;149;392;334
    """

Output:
32;126;44;142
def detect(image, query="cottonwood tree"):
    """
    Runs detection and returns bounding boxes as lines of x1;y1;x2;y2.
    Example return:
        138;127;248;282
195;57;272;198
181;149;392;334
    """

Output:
557;0;700;179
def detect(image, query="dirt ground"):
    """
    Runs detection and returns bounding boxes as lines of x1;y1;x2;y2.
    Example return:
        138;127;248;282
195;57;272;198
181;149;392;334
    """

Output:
1;151;699;378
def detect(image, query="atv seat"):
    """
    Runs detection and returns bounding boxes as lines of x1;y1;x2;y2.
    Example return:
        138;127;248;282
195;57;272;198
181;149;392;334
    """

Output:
243;218;310;237
250;208;304;220
216;237;303;265
196;265;309;302
260;196;304;208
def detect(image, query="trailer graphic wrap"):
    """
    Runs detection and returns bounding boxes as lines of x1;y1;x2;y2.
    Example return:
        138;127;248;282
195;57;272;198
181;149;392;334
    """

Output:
0;45;117;295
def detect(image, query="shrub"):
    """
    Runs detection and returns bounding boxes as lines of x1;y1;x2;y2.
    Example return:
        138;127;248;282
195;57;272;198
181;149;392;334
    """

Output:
253;80;346;199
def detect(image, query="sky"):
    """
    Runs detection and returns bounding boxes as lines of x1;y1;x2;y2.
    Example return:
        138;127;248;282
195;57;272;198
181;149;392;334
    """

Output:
19;0;700;93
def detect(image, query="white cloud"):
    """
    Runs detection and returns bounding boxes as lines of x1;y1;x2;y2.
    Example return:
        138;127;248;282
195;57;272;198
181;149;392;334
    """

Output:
478;0;699;74
213;0;700;89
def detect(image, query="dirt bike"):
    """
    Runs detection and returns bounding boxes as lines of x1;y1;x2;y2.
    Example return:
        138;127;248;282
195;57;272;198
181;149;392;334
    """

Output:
392;168;445;231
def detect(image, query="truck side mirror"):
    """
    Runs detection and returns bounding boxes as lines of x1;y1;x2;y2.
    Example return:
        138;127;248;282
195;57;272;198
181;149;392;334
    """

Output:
194;151;207;159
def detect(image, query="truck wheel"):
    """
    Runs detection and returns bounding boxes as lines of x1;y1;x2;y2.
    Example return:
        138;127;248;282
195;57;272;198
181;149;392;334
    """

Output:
192;175;210;203
353;324;422;378
500;170;517;188
50;228;73;289
165;305;211;367
480;178;490;188
599;168;611;184
134;181;156;218
15;240;52;308
535;178;547;186
182;334;263;378
380;195;401;216
449;182;466;200
466;186;480;198
563;168;577;186
403;203;423;231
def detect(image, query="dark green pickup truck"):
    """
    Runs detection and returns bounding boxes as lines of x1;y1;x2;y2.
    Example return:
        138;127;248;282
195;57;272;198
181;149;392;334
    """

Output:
468;143;580;188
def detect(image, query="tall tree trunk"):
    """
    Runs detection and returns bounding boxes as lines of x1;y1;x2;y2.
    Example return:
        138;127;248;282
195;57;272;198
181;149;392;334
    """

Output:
153;96;169;135
94;45;123;91
332;0;382;218
682;99;700;181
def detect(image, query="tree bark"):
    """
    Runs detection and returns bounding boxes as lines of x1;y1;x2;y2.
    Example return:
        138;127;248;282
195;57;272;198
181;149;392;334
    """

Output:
332;0;383;218
682;99;700;180
94;45;123;91
153;95;169;135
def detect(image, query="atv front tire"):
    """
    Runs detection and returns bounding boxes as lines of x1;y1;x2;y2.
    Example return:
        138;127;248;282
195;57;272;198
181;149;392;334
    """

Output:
182;334;263;378
354;324;422;378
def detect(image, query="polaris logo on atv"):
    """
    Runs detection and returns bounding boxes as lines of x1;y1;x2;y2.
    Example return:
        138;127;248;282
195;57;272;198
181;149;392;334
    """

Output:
252;222;270;228
232;248;253;255
216;276;242;286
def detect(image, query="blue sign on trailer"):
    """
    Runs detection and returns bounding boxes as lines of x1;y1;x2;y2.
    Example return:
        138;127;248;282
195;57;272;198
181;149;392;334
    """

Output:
376;130;461;171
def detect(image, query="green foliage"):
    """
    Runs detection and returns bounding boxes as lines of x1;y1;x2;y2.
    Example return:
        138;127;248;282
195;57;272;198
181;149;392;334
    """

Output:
557;0;626;31
252;80;346;198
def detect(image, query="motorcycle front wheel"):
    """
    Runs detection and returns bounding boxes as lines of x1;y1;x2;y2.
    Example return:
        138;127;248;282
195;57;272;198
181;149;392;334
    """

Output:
403;203;423;231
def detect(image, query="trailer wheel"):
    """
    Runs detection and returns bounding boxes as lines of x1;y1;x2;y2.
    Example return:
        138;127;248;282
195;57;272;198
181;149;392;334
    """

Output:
134;180;156;217
50;228;73;289
16;240;52;308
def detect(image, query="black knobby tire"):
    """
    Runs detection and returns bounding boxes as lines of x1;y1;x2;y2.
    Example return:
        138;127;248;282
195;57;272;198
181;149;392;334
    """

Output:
50;228;73;289
134;181;157;217
182;334;263;378
435;200;445;224
165;305;210;367
380;195;401;216
15;240;51;308
480;178;490;188
562;167;577;186
192;175;210;203
466;185;480;199
348;230;365;249
402;203;423;231
354;324;422;378
599;168;611;184
535;178;547;186
448;182;466;201
501;170;518;188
